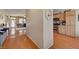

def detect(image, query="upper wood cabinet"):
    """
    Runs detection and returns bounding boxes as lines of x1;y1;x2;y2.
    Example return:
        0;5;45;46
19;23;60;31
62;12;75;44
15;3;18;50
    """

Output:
53;12;65;21
65;10;76;26
53;13;60;18
65;10;75;16
60;13;65;20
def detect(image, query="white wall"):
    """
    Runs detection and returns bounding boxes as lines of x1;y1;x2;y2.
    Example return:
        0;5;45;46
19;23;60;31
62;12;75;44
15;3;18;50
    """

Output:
0;14;7;25
43;10;53;49
26;9;53;49
26;9;43;48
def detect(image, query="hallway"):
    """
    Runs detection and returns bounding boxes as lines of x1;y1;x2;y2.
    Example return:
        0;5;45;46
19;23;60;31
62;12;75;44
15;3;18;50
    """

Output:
2;32;38;49
0;9;53;49
50;32;79;49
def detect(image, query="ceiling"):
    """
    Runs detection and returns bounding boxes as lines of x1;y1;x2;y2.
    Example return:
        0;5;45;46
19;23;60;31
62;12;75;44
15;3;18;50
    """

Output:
0;9;27;16
0;9;67;15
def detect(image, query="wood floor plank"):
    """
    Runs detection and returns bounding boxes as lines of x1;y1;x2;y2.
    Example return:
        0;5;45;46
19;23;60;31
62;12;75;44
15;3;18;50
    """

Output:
2;33;39;49
50;32;79;49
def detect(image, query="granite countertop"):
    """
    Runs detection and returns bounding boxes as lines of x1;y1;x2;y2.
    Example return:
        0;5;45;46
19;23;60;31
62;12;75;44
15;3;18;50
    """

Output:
0;28;8;35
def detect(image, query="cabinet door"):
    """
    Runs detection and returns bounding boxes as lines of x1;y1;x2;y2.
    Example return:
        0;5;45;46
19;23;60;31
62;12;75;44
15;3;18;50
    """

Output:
70;16;75;25
66;16;75;36
66;26;70;36
70;16;75;36
65;10;76;36
61;26;65;34
66;16;71;26
66;16;71;36
65;10;75;16
53;13;60;18
58;25;66;35
60;13;64;20
58;25;62;33
71;25;75;36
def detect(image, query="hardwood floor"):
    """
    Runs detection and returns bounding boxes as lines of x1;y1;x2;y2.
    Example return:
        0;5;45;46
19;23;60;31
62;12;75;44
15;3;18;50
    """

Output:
50;32;79;49
2;32;39;49
3;30;79;49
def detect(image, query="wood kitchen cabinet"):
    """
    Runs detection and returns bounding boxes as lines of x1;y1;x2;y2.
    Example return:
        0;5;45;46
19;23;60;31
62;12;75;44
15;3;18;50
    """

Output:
53;13;60;18
58;25;66;34
56;10;76;37
60;13;65;21
65;10;76;37
53;12;66;35
53;12;65;20
53;10;76;37
65;10;75;16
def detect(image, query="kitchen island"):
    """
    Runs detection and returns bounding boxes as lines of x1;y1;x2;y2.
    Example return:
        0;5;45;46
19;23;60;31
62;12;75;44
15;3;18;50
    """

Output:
0;28;9;48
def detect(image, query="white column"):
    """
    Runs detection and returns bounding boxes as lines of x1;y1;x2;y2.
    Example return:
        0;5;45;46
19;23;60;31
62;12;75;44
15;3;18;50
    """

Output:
43;9;53;49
